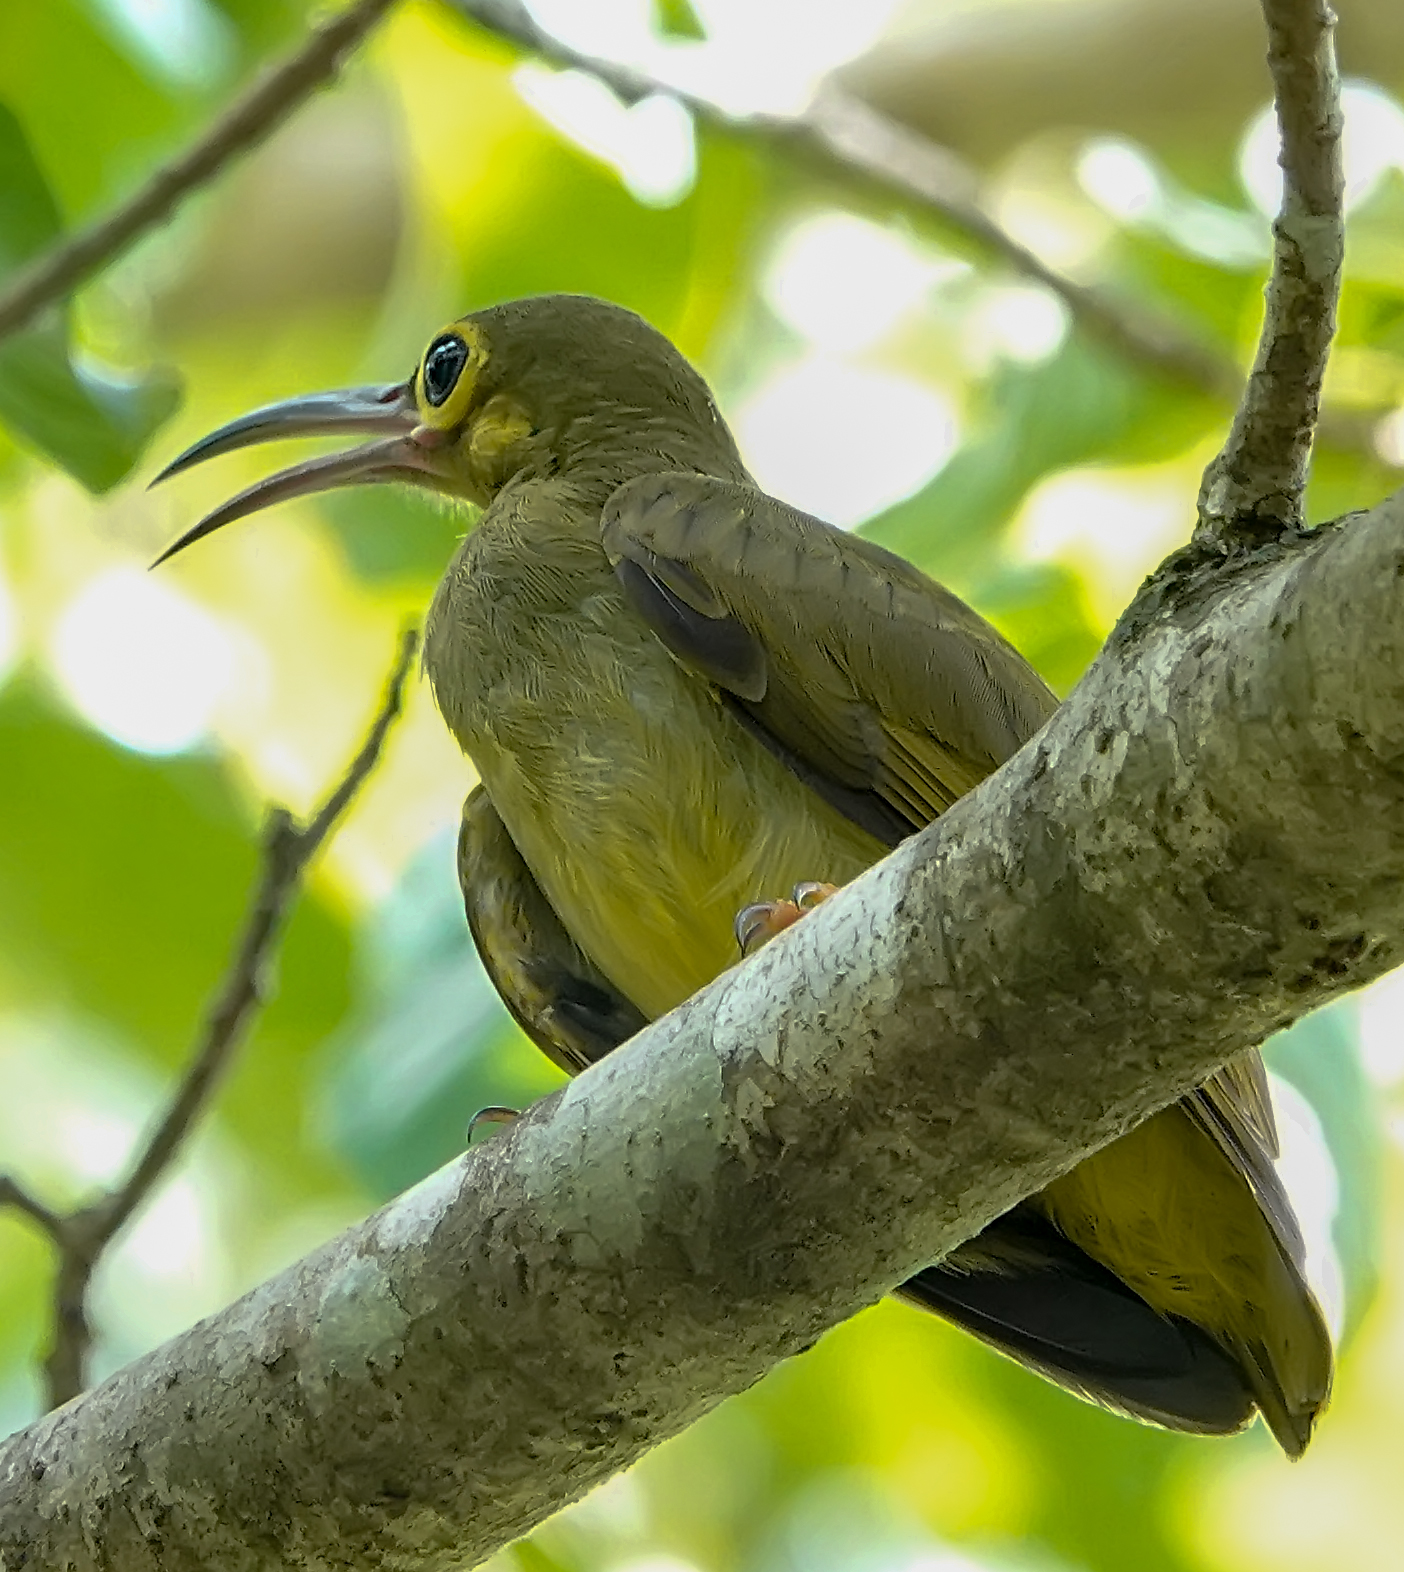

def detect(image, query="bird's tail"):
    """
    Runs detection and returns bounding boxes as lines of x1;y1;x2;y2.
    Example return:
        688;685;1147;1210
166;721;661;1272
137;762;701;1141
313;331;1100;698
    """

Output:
898;1206;1259;1436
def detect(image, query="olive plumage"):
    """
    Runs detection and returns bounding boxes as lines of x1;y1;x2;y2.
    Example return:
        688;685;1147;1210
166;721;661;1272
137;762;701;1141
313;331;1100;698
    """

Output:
157;292;1332;1455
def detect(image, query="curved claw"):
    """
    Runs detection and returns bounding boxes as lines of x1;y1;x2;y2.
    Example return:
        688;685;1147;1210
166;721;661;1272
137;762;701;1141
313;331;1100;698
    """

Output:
467;1105;521;1144
735;882;842;958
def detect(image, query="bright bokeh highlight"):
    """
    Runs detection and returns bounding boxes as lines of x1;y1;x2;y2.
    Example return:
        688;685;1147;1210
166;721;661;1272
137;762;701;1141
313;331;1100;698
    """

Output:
515;66;697;207
764;212;964;353
735;357;957;527
1239;78;1404;217
48;565;245;755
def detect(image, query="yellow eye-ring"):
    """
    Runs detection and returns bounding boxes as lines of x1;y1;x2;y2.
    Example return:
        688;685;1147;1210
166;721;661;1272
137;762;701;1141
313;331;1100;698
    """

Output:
414;323;486;430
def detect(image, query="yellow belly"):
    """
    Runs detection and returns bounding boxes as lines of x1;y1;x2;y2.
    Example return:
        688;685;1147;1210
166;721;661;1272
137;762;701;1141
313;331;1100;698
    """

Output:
478;649;884;1020
427;508;1329;1445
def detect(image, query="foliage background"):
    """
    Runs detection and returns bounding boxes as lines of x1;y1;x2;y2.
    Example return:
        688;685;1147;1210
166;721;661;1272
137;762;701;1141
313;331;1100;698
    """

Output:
2;1;1404;1567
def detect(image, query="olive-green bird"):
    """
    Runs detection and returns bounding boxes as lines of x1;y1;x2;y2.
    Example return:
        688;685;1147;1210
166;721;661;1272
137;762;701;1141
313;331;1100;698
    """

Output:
156;293;1332;1455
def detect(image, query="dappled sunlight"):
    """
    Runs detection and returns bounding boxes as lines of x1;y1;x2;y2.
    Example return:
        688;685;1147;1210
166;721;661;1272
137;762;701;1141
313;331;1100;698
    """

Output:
0;558;16;691
0;1012;240;1378
87;0;232;89
736;357;958;527
1373;406;1404;468
1358;969;1404;1090
523;0;909;118
514;65;696;208
1078;135;1265;268
3;0;1403;1565
1240;79;1404;219
48;565;248;756
1010;464;1197;628
958;282;1069;371
763;212;966;355
1271;1077;1346;1340
1190;1153;1404;1572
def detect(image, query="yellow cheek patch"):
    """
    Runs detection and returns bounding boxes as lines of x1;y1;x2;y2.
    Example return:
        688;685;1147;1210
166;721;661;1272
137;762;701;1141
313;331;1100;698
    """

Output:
414;321;488;432
468;395;536;491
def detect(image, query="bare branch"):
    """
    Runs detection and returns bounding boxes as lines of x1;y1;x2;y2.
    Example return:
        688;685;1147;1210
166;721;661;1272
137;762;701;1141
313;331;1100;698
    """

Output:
0;1177;62;1238
800;88;1241;395
0;0;399;342
1196;0;1344;548
3;484;1404;1568
9;628;418;1411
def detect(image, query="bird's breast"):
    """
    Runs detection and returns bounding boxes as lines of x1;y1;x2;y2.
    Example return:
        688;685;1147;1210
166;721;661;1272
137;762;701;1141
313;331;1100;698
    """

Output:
425;510;882;1020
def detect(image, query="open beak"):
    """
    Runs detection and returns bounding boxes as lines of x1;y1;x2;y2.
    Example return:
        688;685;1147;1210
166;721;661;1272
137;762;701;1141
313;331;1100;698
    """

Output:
150;380;446;565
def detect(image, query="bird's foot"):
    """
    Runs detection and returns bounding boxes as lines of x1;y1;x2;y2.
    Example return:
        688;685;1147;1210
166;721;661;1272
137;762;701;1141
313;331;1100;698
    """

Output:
734;881;840;958
467;1104;521;1144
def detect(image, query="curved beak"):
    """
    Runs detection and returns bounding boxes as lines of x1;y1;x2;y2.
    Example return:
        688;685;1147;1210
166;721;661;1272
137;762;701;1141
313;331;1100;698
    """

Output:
150;381;447;566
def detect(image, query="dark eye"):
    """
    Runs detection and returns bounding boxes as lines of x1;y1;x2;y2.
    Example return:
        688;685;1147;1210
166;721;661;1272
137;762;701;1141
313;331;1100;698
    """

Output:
422;333;469;407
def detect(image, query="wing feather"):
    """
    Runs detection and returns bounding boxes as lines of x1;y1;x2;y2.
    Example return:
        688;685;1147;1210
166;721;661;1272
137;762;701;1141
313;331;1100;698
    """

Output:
602;471;1058;846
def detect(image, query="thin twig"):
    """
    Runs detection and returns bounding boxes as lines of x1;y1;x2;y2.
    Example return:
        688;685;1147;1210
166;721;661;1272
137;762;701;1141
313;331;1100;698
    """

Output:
103;627;417;1242
798;88;1242;396
0;0;399;341
445;0;1238;399
0;1177;62;1239
1195;0;1344;549
0;627;418;1410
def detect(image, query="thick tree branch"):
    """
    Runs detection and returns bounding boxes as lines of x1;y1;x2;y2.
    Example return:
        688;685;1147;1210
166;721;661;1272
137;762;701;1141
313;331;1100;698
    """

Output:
3;487;1403;1570
1196;0;1344;547
0;0;398;341
0;628;417;1411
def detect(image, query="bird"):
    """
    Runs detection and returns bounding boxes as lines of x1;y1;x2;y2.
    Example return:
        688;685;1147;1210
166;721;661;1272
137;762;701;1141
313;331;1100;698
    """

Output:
154;291;1333;1456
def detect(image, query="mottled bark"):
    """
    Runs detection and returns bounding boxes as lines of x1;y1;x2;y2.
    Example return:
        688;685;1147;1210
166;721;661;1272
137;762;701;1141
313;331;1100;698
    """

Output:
2;487;1402;1569
1197;0;1345;544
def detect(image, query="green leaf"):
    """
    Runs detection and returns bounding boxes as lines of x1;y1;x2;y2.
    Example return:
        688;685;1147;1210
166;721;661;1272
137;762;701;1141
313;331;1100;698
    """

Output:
0;678;355;1200
0;100;180;490
0;102;62;275
0;323;180;492
1263;1001;1384;1342
318;834;566;1198
320;485;472;586
861;339;1215;582
652;0;707;41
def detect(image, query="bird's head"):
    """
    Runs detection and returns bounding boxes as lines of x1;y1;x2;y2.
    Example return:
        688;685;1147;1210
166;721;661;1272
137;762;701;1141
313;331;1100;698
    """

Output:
153;293;738;564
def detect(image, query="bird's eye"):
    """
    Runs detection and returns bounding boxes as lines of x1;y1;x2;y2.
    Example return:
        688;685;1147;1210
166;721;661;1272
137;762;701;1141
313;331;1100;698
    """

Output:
422;334;470;408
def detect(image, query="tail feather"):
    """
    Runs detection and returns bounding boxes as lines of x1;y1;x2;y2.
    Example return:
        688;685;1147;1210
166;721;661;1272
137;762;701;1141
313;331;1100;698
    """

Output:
1230;1333;1330;1460
900;1208;1257;1437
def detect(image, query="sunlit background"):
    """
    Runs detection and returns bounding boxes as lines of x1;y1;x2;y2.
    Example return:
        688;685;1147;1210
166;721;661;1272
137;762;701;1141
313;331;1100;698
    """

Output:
3;0;1404;1567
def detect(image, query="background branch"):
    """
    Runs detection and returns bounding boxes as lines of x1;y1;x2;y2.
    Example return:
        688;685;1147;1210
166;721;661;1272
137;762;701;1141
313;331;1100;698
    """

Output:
449;0;1244;400
2;482;1402;1568
0;0;398;341
0;0;1369;467
1196;0;1345;546
0;628;417;1411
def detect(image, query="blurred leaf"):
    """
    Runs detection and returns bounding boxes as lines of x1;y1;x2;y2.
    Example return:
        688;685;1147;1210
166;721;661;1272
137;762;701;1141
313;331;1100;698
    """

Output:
1114;226;1263;347
1263;1000;1383;1342
0;0;190;216
968;560;1103;696
321;485;472;586
863;339;1214;581
0;324;180;492
0;101;63;272
652;0;706;41
448;126;763;348
0;677;353;1199
1305;437;1398;528
0;102;181;490
319;832;565;1198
